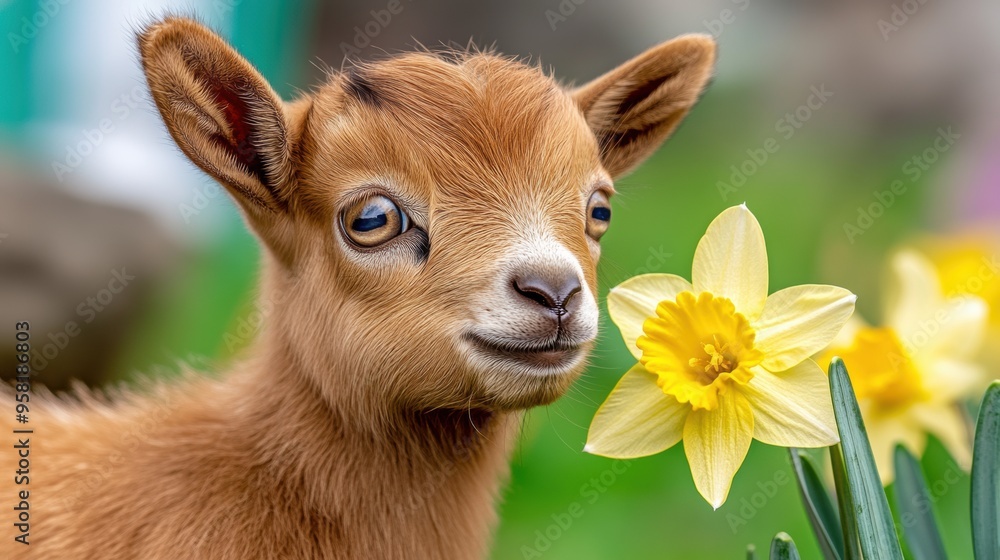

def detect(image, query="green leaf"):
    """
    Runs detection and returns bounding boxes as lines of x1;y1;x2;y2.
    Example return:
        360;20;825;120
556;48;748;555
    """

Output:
972;381;1000;560
789;448;843;560
769;533;801;560
892;445;947;560
830;443;863;560
828;357;905;560
747;543;758;560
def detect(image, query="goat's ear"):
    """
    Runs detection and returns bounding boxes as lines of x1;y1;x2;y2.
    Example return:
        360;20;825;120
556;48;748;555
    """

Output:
572;34;716;178
138;17;294;216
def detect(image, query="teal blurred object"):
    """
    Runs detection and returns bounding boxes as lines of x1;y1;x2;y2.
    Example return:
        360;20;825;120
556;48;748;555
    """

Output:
0;2;39;131
230;0;315;99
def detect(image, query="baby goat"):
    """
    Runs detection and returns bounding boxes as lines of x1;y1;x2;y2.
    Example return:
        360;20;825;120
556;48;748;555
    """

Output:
2;17;714;559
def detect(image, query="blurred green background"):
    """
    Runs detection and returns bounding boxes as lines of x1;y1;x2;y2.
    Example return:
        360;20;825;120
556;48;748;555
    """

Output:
2;0;998;558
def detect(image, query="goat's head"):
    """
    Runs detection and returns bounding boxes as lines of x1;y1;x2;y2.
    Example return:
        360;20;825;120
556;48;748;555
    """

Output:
138;18;715;414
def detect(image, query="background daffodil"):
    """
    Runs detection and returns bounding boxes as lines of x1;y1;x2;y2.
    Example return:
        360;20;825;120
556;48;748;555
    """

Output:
818;249;989;483
919;232;1000;372
586;204;857;508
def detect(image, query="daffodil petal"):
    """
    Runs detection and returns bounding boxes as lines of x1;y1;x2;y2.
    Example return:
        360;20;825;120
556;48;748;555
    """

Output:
608;274;693;359
860;400;926;484
912;403;973;470
691;205;768;320
885;250;946;341
754;285;857;372
913;295;988;361
683;391;753;509
741;362;839;447
585;364;689;459
923;358;985;402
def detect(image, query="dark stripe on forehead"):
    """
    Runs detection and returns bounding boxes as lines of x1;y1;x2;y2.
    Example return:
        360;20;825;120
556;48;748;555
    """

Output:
343;68;382;106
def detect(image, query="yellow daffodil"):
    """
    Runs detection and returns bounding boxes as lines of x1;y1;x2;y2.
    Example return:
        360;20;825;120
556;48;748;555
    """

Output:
586;205;857;508
818;249;989;483
919;232;1000;371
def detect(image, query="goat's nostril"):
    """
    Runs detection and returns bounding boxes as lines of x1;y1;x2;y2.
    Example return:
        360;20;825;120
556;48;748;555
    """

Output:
512;273;583;316
562;285;582;312
513;279;556;309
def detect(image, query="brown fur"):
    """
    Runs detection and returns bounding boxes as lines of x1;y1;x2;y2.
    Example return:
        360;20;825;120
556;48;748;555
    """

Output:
2;18;714;559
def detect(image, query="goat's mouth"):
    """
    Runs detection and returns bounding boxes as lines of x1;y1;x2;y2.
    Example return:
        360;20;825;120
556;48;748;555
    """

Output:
463;332;588;373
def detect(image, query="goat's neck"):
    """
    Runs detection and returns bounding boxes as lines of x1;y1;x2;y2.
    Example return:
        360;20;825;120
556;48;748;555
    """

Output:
235;279;518;555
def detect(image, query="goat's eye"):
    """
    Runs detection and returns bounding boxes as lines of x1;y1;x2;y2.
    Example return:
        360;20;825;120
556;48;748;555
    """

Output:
341;194;411;248
586;191;611;240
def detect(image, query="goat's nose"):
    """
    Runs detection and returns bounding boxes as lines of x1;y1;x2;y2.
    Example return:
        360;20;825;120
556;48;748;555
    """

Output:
512;270;583;318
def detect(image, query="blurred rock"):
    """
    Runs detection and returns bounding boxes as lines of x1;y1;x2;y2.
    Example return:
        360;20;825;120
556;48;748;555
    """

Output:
0;162;180;391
